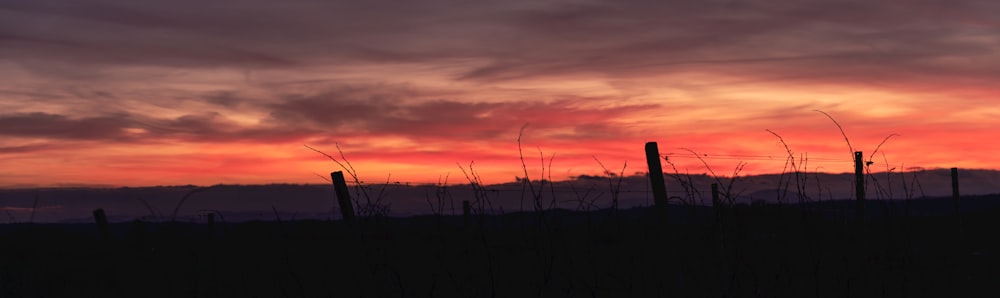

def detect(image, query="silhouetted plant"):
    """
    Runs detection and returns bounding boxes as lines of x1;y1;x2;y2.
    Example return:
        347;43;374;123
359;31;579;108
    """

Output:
424;174;452;216
517;125;555;215
133;196;162;222
171;185;221;222
456;160;499;297
306;144;392;218
666;148;746;207
816;110;902;219
864;134;901;203
568;181;601;212
766;129;810;206
593;156;626;211
457;161;496;216
662;155;701;206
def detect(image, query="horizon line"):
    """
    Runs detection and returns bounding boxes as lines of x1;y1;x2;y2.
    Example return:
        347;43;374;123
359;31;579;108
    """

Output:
1;166;988;190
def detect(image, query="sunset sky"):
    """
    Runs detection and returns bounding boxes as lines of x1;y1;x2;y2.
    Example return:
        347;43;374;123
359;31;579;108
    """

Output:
2;0;999;187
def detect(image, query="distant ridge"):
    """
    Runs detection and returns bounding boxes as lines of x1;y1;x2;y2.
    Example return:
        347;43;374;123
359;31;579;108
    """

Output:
2;169;999;223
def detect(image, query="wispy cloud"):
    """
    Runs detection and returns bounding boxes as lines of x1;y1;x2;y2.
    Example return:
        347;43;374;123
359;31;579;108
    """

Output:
266;86;657;141
2;0;999;186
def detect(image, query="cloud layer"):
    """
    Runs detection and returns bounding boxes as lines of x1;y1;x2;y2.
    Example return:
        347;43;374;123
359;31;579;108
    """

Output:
2;0;1000;186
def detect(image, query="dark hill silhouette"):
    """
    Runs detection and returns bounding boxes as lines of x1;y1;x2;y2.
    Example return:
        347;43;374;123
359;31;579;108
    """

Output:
1;168;998;223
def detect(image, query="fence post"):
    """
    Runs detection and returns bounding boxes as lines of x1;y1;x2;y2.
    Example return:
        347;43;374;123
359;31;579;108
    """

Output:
331;171;356;222
854;151;865;220
951;167;960;218
645;142;669;217
93;208;109;241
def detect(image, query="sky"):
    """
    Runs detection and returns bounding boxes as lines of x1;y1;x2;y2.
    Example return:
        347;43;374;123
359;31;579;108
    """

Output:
2;0;1000;188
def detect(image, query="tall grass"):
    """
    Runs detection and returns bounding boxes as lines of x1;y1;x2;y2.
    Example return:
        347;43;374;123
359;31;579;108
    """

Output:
306;144;392;218
516;125;558;218
592;156;626;211
424;174;453;217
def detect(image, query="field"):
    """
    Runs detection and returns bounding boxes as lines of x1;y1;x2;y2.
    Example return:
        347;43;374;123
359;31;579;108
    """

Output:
2;196;999;297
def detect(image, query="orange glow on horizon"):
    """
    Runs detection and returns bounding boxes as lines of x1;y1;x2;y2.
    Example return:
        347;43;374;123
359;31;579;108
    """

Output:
3;118;998;188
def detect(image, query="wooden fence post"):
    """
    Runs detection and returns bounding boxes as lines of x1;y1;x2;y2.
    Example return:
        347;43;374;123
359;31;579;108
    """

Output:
645;142;669;215
93;208;109;241
854;151;865;220
951;167;960;218
331;171;356;222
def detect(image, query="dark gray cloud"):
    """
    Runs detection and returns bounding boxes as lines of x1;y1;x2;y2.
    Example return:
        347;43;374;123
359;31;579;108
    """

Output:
266;86;657;140
2;0;999;151
0;0;497;71
0;144;57;154
451;0;1000;87
0;112;133;140
203;91;245;108
2;0;997;88
0;111;315;143
5;0;1000;187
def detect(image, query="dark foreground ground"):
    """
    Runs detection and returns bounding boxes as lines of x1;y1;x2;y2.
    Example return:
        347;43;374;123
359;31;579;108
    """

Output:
2;198;999;297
